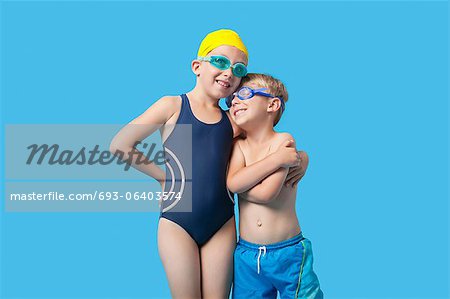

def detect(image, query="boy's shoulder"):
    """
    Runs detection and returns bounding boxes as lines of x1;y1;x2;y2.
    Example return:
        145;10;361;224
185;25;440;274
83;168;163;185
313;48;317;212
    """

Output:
271;132;296;150
233;132;296;156
234;132;295;147
233;136;246;152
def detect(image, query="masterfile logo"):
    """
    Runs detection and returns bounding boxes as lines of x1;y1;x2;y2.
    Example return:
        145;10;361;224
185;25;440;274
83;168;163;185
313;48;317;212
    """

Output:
4;124;192;212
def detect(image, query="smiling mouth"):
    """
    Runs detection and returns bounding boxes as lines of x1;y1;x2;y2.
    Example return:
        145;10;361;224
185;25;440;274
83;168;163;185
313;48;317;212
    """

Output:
216;80;231;88
233;108;246;116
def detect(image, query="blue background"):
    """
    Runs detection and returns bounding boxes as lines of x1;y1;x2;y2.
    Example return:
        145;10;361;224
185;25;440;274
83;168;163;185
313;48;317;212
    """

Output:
1;1;448;298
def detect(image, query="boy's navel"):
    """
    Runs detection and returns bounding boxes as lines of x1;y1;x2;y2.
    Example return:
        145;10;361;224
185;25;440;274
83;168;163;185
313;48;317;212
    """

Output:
257;219;262;227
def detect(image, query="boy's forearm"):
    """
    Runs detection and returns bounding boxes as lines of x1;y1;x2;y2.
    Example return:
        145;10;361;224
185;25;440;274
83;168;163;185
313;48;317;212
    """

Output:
239;191;268;204
228;153;281;194
241;184;273;204
245;184;279;203
243;168;287;203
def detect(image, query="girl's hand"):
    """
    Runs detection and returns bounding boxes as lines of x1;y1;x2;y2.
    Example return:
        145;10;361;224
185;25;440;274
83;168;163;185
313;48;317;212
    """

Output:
274;140;300;168
285;151;309;187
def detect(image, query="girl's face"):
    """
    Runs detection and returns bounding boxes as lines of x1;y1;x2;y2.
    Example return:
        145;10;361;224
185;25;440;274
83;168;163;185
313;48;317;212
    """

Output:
194;45;248;100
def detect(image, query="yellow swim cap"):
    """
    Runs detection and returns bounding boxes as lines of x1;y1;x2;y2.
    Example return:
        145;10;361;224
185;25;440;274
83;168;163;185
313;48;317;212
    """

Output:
197;29;248;59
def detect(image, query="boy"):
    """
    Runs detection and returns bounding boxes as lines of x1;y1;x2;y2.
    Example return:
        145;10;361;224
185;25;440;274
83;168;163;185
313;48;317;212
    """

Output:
227;73;323;299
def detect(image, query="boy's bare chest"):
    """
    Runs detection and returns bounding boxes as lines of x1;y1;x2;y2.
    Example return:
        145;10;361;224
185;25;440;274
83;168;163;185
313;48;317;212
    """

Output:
242;144;274;166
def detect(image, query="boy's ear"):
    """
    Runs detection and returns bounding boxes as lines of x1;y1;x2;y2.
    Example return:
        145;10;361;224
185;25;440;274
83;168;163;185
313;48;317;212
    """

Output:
267;97;282;112
191;60;201;76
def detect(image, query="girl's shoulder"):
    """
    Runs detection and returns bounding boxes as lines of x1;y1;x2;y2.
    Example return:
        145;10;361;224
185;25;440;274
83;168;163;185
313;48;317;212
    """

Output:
155;95;184;124
156;95;182;107
152;95;182;115
132;95;182;125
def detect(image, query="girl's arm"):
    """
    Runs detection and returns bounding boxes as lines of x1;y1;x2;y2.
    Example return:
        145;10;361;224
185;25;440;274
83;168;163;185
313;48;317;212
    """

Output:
109;96;180;184
227;136;299;194
285;151;309;187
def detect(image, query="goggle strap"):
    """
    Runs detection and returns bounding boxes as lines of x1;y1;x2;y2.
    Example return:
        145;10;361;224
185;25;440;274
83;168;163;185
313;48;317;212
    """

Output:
254;91;273;98
253;88;268;92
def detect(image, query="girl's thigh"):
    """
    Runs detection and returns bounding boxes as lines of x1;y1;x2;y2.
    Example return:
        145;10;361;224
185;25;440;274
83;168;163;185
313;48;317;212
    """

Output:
158;218;201;299
200;216;237;299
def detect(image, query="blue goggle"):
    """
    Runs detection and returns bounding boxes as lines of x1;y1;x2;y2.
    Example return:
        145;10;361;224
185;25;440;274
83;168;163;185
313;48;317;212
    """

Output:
226;86;285;112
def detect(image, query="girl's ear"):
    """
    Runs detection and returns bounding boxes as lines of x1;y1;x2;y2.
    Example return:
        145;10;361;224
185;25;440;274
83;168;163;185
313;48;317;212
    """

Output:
191;60;201;77
268;97;282;112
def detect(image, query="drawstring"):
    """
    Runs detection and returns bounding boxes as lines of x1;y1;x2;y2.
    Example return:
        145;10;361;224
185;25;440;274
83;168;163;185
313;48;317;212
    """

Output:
257;246;266;274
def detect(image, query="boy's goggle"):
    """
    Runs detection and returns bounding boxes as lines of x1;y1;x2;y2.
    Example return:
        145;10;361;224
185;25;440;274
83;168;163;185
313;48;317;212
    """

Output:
197;55;248;78
226;87;285;111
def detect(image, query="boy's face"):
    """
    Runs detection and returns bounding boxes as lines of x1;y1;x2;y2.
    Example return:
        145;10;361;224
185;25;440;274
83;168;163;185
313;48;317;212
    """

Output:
229;82;273;128
194;45;248;99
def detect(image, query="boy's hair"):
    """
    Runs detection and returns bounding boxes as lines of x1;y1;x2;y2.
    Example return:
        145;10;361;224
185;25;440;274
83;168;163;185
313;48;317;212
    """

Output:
240;73;288;126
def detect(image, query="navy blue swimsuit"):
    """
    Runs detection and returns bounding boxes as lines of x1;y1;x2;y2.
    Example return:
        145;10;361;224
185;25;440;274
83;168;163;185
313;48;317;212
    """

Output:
160;94;235;246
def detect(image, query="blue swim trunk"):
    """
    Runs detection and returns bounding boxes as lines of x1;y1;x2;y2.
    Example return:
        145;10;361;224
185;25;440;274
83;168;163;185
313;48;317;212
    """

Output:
233;232;323;299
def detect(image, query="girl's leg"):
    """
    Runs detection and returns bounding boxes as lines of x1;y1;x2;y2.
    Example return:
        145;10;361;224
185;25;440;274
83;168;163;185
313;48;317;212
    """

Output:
158;218;201;299
200;216;237;299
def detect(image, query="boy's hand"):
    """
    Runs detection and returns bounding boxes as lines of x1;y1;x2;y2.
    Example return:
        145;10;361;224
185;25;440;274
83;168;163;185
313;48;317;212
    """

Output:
275;140;301;168
285;151;309;187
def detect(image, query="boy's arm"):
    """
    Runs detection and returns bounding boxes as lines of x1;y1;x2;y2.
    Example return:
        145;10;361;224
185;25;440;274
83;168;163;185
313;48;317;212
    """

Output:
227;139;284;194
241;134;296;203
226;140;246;192
241;166;289;204
225;110;244;138
227;136;299;194
226;109;307;187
